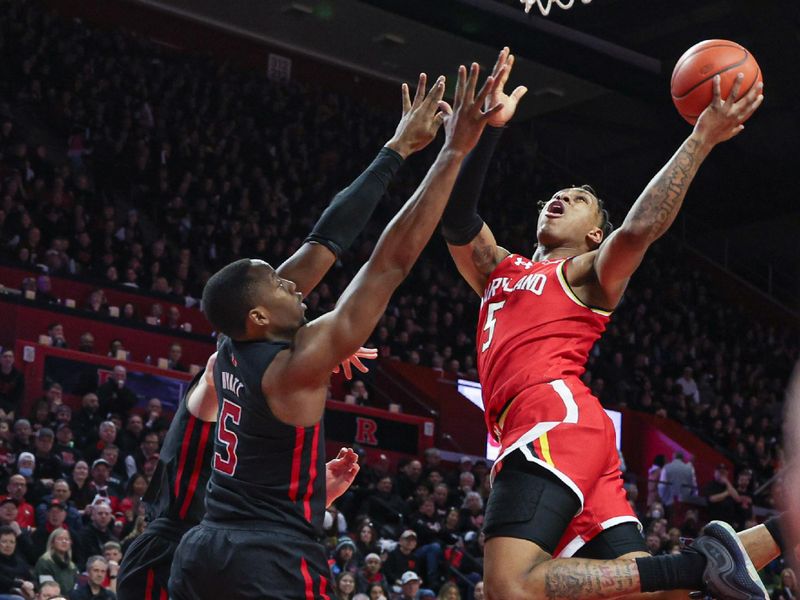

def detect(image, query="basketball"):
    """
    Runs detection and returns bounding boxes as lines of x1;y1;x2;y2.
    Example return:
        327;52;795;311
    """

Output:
671;39;762;125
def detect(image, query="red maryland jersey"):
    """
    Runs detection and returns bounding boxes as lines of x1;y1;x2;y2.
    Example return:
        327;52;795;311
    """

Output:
476;254;611;438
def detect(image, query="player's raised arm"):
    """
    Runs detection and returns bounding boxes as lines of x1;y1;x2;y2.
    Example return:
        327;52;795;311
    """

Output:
443;47;527;295
587;73;763;308
269;63;503;425
276;74;443;296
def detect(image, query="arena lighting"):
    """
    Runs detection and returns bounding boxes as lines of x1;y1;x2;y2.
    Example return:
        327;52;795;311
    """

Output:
457;379;622;461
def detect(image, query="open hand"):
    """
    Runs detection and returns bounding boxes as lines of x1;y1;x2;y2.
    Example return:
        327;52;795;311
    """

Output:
332;346;378;380
693;73;763;146
386;73;447;158
439;63;504;155
486;47;528;127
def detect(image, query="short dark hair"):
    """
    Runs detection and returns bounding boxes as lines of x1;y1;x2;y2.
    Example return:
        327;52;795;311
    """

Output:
202;259;266;338
0;525;16;538
538;184;614;241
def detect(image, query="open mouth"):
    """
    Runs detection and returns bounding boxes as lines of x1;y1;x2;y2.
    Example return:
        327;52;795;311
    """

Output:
545;199;565;218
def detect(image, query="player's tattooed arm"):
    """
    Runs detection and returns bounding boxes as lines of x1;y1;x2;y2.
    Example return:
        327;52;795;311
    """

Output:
590;72;763;308
448;223;510;296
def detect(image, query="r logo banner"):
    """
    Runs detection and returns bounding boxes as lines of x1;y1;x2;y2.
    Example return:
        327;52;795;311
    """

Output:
355;417;378;446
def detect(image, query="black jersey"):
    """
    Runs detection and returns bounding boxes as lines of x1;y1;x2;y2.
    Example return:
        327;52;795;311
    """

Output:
205;336;327;538
143;370;216;531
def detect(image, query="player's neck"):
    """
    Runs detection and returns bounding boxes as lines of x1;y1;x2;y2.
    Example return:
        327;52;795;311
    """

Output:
532;244;583;263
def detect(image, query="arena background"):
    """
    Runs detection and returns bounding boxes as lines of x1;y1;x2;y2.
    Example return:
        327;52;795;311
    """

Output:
0;0;797;598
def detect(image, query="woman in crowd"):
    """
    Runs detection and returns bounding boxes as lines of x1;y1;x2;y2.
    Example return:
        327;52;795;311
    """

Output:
68;460;93;510
773;568;798;600
33;527;79;596
437;582;461;600
367;582;387;600
335;572;357;600
355;522;380;559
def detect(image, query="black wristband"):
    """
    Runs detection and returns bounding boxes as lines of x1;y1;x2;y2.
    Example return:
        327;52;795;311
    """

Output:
441;126;503;245
764;513;789;557
305;146;404;256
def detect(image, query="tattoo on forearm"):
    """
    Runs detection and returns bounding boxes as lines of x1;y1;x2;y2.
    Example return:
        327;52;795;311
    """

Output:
628;136;702;240
543;560;639;599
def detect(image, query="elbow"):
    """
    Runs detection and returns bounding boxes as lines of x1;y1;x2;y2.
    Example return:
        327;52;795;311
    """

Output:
614;225;654;249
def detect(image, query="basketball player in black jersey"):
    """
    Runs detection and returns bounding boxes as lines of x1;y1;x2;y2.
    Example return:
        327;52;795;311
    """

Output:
168;63;506;600
115;71;451;600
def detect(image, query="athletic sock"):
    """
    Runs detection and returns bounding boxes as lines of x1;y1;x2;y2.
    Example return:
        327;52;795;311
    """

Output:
635;551;707;592
764;513;789;557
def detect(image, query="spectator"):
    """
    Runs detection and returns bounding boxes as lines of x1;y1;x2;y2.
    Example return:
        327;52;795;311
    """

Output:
37;580;62;600
356;553;389;596
85;423;116;465
46;324;68;349
731;469;754;531
123;432;159;479
96;367;136;419
142;399;168;434
345;380;370;407
5;474;35;529
69;555;115;600
657;451;697;514
115;415;142;457
367;582;389;600
86;460;120;509
473;581;484;600
71;394;102;450
67;462;92;511
33;429;63;484
675;367;700;404
166;344;187;372
0;350;24;420
702;463;740;525
646;454;665;507
31;499;69;559
773;568;798;600
358;476;405;536
457;492;484;535
436;582;460;600
36;276;57;304
354;522;379;560
73;502;117;570
396;461;423;503
12;420;33;454
396;571;429;600
35;480;81;533
0;525;34;599
101;542;121;593
334;571;357;600
165;307;181;330
329;537;358;578
77;333;95;354
383;531;418;588
53;423;79;471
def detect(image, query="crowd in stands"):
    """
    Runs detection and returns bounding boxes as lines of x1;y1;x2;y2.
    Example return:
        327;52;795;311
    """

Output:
0;1;796;598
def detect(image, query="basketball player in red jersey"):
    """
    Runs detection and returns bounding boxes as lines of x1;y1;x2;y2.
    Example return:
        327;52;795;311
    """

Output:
442;48;783;599
169;63;508;599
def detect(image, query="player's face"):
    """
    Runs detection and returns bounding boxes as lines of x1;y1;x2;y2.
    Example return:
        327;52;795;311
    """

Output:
251;264;307;336
537;188;603;249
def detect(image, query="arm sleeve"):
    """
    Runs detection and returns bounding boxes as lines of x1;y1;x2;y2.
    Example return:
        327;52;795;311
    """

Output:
440;125;504;245
304;147;404;256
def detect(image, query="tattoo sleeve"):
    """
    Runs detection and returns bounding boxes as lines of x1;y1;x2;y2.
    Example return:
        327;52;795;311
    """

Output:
542;559;640;600
624;135;711;242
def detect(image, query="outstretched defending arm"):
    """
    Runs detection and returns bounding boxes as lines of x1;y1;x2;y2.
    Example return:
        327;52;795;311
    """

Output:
443;47;527;295
268;63;504;427
276;74;442;296
582;73;764;308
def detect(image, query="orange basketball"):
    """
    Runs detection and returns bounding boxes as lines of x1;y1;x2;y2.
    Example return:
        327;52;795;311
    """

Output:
671;39;762;125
